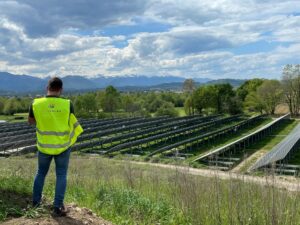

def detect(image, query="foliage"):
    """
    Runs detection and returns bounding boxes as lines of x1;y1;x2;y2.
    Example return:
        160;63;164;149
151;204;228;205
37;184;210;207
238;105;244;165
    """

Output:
244;80;283;115
193;83;237;115
257;80;283;115
1;97;31;115
100;86;121;114
155;102;178;117
182;79;196;94
281;64;300;116
237;78;264;101
244;91;265;114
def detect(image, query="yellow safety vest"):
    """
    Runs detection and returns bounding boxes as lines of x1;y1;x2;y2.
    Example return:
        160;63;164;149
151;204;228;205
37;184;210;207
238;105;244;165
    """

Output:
32;97;83;155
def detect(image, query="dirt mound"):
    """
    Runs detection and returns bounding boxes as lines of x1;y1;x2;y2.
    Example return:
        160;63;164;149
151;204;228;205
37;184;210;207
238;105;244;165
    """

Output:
1;204;113;225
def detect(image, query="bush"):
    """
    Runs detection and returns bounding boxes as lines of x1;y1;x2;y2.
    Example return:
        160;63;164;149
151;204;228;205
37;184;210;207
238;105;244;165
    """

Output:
155;102;178;117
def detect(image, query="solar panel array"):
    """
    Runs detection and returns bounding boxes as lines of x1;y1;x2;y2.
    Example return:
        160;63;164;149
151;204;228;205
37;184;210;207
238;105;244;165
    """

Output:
192;113;290;163
0;115;209;156
249;123;300;172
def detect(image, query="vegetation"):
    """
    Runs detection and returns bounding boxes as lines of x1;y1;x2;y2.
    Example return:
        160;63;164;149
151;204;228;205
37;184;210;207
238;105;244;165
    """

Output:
1;64;300;119
2;156;300;225
282;64;300;116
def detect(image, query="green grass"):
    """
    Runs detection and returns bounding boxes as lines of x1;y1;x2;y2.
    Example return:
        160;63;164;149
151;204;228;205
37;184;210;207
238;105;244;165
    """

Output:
237;119;299;172
175;107;186;117
185;118;273;163
2;156;300;224
0;113;28;123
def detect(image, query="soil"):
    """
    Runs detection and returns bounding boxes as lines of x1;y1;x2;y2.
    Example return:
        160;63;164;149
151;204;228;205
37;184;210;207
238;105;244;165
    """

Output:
1;203;113;225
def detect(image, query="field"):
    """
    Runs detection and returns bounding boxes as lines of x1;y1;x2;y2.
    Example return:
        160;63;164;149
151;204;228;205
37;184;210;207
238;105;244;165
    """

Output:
2;156;300;225
2;114;300;224
0;113;27;123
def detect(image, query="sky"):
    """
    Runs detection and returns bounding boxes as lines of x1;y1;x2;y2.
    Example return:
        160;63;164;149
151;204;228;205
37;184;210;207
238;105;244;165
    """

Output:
0;0;299;79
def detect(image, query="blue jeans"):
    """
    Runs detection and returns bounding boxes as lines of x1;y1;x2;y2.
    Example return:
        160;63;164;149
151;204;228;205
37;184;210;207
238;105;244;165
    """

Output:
33;148;71;208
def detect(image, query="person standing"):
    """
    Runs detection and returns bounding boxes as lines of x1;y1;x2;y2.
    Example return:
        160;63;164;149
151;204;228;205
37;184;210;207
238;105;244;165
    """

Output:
28;77;83;217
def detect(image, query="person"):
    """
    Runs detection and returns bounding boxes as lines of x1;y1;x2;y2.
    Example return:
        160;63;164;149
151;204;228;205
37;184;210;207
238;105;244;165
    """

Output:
28;77;83;217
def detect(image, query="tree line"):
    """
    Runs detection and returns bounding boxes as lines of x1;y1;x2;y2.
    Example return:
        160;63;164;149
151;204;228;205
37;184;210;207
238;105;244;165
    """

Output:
183;64;300;116
1;64;299;118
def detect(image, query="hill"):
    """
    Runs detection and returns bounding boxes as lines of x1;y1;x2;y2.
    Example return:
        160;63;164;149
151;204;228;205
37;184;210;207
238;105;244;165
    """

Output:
0;72;246;94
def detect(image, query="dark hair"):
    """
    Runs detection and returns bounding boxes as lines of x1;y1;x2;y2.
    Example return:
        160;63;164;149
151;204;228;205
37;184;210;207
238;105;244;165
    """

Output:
48;77;63;91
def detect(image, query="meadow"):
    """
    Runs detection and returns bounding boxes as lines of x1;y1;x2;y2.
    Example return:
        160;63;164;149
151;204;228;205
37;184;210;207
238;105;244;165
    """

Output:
1;155;300;225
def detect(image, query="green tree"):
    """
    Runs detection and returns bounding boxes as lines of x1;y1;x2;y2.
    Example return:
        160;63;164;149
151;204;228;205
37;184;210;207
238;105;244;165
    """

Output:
3;98;22;115
193;85;216;114
155;102;178;117
122;95;142;116
244;91;264;114
281;64;300;116
183;79;196;115
226;96;243;115
257;80;283;115
214;84;235;113
184;96;195;116
0;98;5;114
237;79;264;101
81;93;97;114
101;86;121;115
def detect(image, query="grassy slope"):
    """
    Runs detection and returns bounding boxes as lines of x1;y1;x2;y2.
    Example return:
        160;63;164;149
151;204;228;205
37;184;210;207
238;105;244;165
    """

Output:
2;156;300;224
238;119;299;172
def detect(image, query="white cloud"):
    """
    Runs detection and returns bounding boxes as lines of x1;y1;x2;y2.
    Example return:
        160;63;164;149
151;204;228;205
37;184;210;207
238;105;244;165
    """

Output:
0;0;299;79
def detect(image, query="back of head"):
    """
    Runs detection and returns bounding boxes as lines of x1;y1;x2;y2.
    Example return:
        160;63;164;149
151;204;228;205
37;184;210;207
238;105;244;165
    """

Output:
48;77;63;92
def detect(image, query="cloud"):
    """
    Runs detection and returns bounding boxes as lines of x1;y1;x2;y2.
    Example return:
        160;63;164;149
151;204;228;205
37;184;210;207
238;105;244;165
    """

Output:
0;0;148;37
0;0;299;79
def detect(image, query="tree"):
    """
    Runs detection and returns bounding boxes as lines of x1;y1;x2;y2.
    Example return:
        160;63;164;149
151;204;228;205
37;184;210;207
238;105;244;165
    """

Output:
3;98;22;115
244;91;264;114
226;96;243;115
155;102;178;117
183;79;196;115
0;98;5;114
214;84;235;113
81;93;97;113
183;79;196;94
281;64;300;116
100;86;121;115
257;80;283;115
193;86;214;114
184;96;194;116
122;94;142;116
237;79;264;101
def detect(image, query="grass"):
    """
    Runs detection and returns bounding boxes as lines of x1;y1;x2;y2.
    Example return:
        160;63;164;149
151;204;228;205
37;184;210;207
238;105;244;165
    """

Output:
2;156;300;224
185;117;273;164
238;119;299;172
175;107;186;117
0;113;28;123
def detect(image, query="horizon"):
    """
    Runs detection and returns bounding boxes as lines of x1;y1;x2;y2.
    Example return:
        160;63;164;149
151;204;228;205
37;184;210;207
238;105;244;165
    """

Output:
0;1;299;79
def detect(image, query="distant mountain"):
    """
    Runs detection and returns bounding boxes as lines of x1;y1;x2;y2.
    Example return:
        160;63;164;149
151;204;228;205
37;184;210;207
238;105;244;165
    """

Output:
0;72;44;93
62;76;97;90
91;76;210;88
0;72;246;94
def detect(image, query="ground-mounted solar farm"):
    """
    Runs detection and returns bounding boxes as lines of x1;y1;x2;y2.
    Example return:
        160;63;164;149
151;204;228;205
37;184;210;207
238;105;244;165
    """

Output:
1;113;300;177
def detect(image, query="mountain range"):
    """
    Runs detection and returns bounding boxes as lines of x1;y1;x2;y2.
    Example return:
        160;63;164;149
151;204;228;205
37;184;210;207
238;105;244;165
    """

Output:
0;72;246;95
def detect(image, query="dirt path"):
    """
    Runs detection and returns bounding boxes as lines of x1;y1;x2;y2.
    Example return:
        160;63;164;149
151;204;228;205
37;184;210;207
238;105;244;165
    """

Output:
1;204;113;225
127;160;300;192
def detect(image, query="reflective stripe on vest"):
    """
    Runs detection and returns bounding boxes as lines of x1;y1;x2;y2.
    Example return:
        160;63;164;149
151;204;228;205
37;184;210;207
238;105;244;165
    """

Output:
33;97;83;155
37;121;80;149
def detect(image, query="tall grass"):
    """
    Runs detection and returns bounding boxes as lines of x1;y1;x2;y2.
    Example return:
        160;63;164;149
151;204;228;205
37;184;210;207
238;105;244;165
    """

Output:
1;156;300;224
